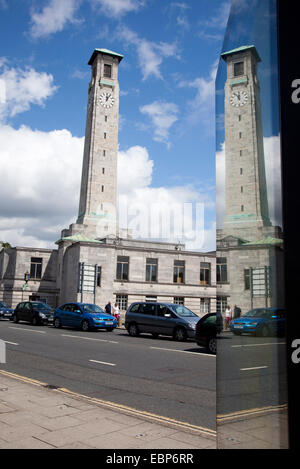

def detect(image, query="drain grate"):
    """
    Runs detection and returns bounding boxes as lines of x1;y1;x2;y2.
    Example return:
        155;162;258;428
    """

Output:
43;384;60;390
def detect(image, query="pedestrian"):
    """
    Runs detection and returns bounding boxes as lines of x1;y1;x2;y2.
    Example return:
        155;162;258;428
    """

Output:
234;304;241;319
112;302;120;326
105;301;111;315
225;305;232;330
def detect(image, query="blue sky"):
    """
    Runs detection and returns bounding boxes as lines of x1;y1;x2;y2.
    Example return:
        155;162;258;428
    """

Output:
0;0;232;251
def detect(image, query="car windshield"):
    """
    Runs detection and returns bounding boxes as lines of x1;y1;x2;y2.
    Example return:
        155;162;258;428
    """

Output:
0;302;9;308
169;305;197;317
31;302;52;310
81;304;105;314
243;309;272;318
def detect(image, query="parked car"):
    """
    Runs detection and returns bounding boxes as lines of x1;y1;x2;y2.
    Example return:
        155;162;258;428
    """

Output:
125;302;199;341
12;301;54;325
195;312;223;354
0;301;14;320
53;302;117;332
230;307;286;337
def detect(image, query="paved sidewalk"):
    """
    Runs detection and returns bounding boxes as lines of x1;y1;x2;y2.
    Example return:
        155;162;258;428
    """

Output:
0;370;216;449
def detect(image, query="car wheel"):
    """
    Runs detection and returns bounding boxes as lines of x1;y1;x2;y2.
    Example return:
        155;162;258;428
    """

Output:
128;323;139;337
207;337;217;354
32;316;39;326
54;318;62;329
13;313;19;323
81;320;90;332
260;325;269;337
173;327;187;342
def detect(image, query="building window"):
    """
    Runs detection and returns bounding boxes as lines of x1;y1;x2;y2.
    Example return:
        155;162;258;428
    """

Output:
200;262;211;285
104;64;112;78
145;296;157;303
103;150;106;156
244;268;250;290
217;257;227;283
241;186;243;193
116;256;129;281
241;205;244;212
96;266;102;287
234;61;244;77
145;258;158;282
240;168;243;175
200;298;210;314
102;168;105;174
101;185;104;192
30;257;42;279
240;150;243;157
105;116;108;122
104;132;107;139
217;297;227;314
174;297;184;305
239;115;242;121
239;132;242;139
116;294;128;311
173;260;185;284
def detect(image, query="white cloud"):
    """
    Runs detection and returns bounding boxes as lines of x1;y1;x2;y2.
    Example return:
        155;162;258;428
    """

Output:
0;62;58;120
0;126;214;251
29;0;81;39
90;0;146;17
139;101;179;147
197;1;231;40
179;60;218;128
116;25;178;80
216;136;282;229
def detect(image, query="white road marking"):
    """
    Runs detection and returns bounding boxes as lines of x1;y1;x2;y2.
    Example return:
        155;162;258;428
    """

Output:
9;327;46;334
150;346;216;357
3;341;19;346
240;366;268;371
61;334;118;344
232;342;285;348
89;359;116;367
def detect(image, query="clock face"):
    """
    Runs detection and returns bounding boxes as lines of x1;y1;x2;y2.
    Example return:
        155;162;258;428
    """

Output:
99;91;114;109
230;90;248;107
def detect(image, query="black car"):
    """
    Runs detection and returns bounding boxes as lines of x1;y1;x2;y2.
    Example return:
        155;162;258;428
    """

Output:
12;301;54;326
195;312;223;354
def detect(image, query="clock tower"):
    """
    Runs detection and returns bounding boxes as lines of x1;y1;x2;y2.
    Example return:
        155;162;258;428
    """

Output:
70;48;123;239
221;45;272;242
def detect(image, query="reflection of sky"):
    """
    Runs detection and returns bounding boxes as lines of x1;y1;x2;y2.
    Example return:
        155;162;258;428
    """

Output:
216;0;279;149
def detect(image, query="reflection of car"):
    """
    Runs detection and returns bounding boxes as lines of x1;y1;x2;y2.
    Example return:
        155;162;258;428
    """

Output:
230;308;286;337
53;302;117;332
0;302;14;320
195;312;223;354
125;302;199;341
13;301;54;325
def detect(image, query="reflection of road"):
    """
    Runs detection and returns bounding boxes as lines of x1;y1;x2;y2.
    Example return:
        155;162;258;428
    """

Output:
217;332;288;416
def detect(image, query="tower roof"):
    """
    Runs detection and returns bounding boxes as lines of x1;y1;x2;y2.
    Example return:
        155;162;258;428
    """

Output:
221;45;261;62
88;48;124;65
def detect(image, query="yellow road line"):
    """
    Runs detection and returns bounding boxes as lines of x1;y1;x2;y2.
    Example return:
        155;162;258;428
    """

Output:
0;369;216;439
217;403;288;423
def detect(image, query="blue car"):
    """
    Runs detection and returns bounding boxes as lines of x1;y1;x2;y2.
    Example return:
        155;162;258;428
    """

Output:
53;302;117;332
0;301;14;320
230;307;286;337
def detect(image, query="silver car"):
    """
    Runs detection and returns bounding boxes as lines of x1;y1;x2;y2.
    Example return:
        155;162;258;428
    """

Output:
125;302;199;341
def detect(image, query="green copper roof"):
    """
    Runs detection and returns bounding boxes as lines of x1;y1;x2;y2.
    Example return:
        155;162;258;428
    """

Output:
221;45;261;62
56;234;103;244
88;48;124;65
243;237;283;246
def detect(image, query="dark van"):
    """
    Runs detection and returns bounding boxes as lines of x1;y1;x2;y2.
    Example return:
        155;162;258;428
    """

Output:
124;302;199;341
